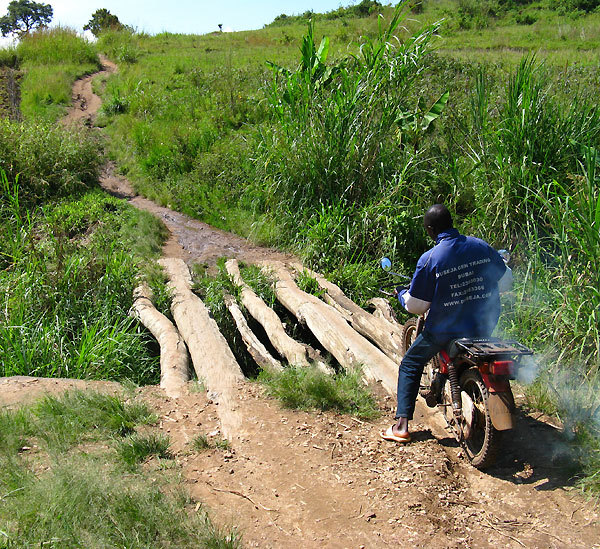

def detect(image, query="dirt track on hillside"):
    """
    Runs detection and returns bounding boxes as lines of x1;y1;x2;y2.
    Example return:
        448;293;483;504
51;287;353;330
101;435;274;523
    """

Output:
11;58;596;548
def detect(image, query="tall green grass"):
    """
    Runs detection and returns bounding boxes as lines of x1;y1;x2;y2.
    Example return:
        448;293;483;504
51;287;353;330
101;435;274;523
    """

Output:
0;118;102;201
0;391;239;548
0;176;166;383
11;27;100;121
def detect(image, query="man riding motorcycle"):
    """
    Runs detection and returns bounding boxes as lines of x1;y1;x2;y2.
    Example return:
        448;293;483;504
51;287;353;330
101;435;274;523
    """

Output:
381;204;513;443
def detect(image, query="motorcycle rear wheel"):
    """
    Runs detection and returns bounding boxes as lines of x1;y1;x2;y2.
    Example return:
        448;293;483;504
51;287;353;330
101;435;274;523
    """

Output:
401;317;419;355
459;368;500;469
402;317;438;399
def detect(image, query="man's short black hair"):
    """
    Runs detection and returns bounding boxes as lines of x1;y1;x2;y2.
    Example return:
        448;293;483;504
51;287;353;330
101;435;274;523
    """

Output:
424;204;453;235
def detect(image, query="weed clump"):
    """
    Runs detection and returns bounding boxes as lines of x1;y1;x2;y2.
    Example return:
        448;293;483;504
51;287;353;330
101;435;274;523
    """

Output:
258;365;380;419
117;432;172;467
0;390;239;548
191;434;231;452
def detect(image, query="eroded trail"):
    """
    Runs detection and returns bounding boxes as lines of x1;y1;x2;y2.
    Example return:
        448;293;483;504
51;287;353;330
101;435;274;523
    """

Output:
46;59;600;547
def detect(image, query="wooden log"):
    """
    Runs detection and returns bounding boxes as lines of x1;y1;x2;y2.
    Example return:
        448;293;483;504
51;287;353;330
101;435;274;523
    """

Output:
366;297;401;327
159;258;245;441
225;259;310;367
261;261;398;395
291;263;403;363
225;259;331;373
223;294;283;373
131;282;190;398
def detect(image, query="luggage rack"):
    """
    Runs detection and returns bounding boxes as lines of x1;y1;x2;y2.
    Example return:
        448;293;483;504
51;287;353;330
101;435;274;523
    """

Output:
454;337;533;359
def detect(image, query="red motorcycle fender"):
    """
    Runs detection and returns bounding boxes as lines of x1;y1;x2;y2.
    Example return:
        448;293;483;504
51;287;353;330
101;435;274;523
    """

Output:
488;390;516;431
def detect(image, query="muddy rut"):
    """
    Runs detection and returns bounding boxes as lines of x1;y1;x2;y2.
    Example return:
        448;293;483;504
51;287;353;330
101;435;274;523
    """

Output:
19;58;597;547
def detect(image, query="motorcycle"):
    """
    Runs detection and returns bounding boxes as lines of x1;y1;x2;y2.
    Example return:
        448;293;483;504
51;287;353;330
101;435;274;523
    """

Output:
380;256;533;469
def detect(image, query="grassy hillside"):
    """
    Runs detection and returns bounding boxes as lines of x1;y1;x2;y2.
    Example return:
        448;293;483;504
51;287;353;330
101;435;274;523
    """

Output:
0;29;240;546
94;1;600;491
0;27;100;121
0;30;166;383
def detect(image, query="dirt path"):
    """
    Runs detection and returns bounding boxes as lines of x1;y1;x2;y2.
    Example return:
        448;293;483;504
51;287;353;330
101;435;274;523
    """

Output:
31;59;600;547
2;376;598;547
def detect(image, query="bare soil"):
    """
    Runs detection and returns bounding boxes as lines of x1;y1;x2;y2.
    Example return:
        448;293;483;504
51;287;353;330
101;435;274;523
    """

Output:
8;58;596;548
1;376;598;548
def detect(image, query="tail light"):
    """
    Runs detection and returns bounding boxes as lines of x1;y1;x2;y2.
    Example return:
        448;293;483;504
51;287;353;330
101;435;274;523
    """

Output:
490;360;514;376
438;351;451;374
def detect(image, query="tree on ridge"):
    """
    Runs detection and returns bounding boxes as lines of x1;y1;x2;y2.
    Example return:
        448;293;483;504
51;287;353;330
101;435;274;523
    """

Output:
84;8;124;37
0;0;53;38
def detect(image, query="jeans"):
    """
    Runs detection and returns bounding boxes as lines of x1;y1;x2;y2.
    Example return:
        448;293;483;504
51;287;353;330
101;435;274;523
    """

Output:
395;330;448;420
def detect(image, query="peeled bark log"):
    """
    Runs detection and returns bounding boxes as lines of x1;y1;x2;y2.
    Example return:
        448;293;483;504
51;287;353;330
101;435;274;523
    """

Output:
291;263;403;363
366;298;401;327
225;259;331;373
224;294;283;373
159;258;245;441
131;283;190;398
261;261;398;395
225;259;310;368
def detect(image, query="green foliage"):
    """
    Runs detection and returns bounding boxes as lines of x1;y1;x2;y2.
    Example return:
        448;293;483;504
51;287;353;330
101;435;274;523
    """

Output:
0;46;18;67
258;365;380;419
261;10;440;212
269;0;384;27
0;0;52;38
117;432;172;467
550;0;600;12
0;181;166;383
238;264;277;308
0;118;102;200
0;393;239;548
14;26;100;121
101;86;129;114
84;8;125;37
96;29;141;64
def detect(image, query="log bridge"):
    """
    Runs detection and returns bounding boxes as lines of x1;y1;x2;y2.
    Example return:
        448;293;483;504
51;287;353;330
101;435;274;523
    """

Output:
133;258;404;442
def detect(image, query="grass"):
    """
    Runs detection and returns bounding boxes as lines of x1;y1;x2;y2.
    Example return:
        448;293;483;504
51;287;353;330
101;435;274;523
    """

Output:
0;118;102;202
258;365;380;419
191;434;231;452
117;432;173;468
0;176;167;383
32;390;156;449
0;390;239;548
14;27;100;121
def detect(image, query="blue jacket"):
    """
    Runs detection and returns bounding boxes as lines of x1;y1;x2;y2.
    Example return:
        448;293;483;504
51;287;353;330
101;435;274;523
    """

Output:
399;228;506;341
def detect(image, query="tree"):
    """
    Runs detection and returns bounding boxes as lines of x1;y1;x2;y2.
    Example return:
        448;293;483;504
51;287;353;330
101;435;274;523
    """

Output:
83;8;123;37
0;0;53;38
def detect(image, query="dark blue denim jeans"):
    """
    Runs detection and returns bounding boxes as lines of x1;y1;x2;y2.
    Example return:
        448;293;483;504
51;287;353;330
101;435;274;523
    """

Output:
395;330;447;420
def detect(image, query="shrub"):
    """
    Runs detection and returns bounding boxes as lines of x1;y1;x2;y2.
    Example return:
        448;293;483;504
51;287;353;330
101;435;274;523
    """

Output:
16;26;98;67
258;365;380;419
0;118;102;202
